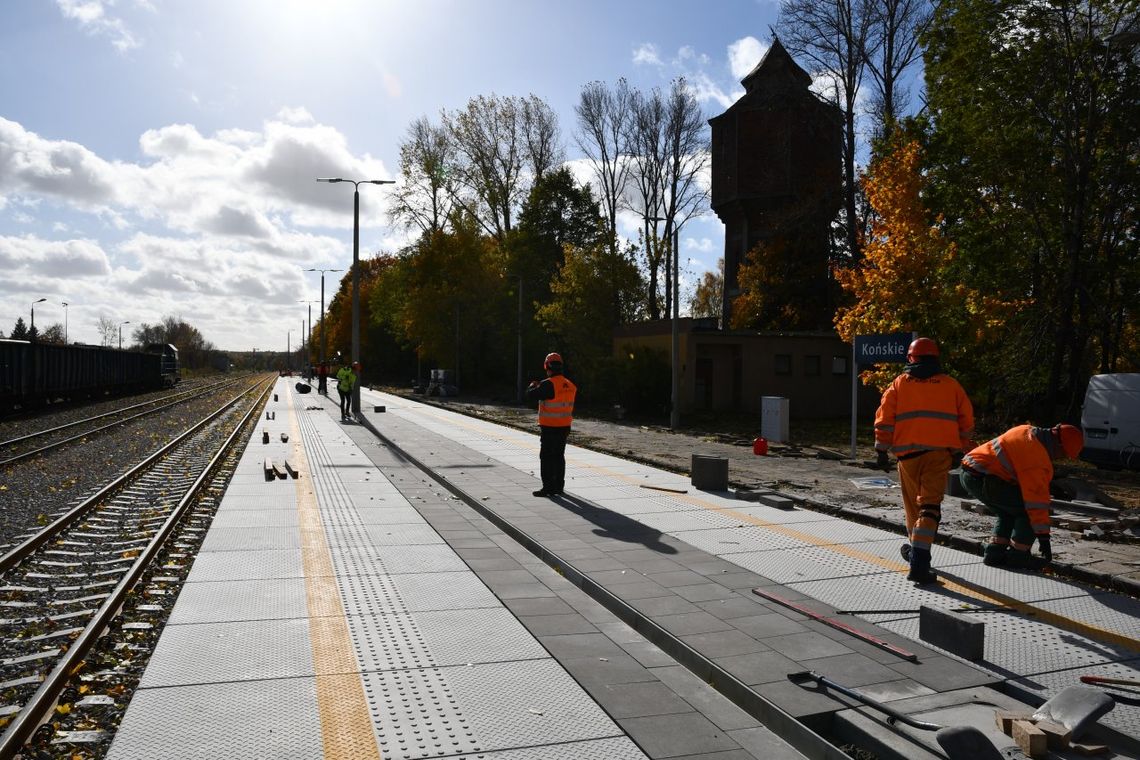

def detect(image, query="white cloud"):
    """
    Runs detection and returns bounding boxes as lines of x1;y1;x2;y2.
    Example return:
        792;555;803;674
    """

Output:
729;36;768;80
632;43;662;66
0;112;396;348
0;235;112;278
55;0;141;52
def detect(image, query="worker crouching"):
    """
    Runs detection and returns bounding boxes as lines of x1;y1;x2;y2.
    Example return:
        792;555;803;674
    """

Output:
960;424;1084;570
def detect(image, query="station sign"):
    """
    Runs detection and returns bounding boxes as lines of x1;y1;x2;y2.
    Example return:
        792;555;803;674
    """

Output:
854;332;913;365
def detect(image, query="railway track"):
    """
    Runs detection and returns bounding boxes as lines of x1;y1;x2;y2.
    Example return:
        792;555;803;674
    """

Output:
0;377;272;756
0;377;247;467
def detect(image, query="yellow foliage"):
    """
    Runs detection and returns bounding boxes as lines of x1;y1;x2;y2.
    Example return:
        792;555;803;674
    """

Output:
834;140;1016;389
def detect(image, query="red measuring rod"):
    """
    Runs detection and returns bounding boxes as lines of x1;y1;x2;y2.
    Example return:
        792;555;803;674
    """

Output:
1080;675;1140;688
752;587;919;662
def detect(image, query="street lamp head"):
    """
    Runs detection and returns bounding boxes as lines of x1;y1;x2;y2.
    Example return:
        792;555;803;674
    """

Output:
368;180;396;185
61;301;68;307
33;297;47;304
316;178;344;183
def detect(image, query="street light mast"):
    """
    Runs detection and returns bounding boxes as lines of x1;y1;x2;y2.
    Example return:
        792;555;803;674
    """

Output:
316;178;394;418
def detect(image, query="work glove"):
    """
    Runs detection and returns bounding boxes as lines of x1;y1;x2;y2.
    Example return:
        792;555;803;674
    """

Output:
876;450;890;471
1037;536;1052;563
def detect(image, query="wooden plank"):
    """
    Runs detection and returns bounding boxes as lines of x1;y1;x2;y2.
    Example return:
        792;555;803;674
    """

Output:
284;459;299;479
1035;720;1071;749
263;458;275;482
1070;742;1109;756
272;461;288;480
994;710;1032;734
280;433;289;443
1012;720;1047;758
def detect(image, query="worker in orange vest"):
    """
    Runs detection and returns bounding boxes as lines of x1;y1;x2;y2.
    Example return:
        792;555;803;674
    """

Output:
960;424;1083;569
874;337;974;584
525;352;577;497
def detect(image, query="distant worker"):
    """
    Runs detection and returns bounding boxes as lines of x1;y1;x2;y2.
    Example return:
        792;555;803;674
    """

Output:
874;337;974;585
317;361;329;395
960;424;1083;569
336;361;358;421
525;352;576;497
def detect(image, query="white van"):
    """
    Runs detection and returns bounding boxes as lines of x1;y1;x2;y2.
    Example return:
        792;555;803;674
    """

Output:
1080;373;1140;470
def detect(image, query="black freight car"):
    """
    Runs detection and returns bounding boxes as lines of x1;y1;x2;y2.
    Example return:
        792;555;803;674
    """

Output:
0;340;178;412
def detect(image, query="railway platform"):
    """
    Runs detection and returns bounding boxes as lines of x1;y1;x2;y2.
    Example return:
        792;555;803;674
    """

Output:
105;378;1140;759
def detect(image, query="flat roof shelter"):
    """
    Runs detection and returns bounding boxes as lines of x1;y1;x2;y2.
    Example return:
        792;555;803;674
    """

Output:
614;318;880;419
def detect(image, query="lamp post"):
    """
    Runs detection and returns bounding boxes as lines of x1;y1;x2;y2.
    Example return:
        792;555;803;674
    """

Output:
30;298;46;335
287;330;292;371
304;268;342;365
61;302;69;344
317;178;394;418
298;300;318;366
648;217;681;430
118;321;130;350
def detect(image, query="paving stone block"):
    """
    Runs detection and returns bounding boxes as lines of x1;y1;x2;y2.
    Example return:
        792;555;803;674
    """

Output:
919;605;984;661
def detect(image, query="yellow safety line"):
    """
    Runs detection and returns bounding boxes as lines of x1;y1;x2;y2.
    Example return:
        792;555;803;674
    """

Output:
398;401;1140;654
289;397;383;760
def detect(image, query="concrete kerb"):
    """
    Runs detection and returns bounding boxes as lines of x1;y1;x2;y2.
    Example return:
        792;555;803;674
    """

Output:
353;412;852;760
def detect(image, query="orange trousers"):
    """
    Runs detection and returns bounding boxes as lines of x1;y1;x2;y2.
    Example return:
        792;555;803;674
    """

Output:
897;450;951;552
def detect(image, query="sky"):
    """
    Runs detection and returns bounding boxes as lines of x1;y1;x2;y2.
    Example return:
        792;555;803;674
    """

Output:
0;0;786;352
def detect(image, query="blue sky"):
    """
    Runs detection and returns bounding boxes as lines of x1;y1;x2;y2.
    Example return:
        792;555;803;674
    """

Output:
1;0;785;351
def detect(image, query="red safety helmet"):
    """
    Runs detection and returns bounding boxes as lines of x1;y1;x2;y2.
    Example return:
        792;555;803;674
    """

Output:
907;337;939;362
1054;424;1083;460
543;352;563;370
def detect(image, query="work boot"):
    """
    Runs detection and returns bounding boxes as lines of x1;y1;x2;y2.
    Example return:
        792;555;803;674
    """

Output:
983;543;1008;567
1005;549;1037;570
899;543;912;563
907;547;939;585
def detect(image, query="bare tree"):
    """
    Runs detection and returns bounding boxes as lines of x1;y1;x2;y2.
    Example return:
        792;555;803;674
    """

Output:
521;95;564;180
778;0;874;261
96;315;118;347
575;79;634;249
390;117;457;235
39;323;65;344
660;77;711;317
444;94;564;241
865;0;933;143
626;86;669;319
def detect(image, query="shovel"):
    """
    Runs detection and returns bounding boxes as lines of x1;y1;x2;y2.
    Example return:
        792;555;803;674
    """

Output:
788;671;1004;760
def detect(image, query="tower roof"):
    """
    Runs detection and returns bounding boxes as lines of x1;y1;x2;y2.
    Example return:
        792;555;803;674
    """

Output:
740;38;813;94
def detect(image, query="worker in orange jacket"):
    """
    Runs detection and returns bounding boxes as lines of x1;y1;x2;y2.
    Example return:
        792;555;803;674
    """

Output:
525;352;577;497
960;424;1083;569
874;338;974;584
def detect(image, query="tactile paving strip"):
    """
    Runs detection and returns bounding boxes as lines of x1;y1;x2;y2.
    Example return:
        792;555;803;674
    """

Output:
106;678;323;760
673;525;810;554
349;608;548;672
338;544;469;575
361;660;627;760
338;570;500;615
726;543;898;584
209;509;300;528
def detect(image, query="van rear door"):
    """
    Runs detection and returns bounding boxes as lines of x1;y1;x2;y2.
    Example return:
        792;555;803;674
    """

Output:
1081;373;1140;469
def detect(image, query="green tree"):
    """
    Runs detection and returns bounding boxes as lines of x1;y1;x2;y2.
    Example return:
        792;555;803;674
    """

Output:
39;324;66;344
9;317;28;341
923;0;1140;418
536;238;646;400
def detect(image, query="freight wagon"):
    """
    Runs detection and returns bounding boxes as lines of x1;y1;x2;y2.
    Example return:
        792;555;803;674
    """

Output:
0;340;180;413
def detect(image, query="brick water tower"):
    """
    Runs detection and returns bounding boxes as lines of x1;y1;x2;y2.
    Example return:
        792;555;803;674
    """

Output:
710;39;842;326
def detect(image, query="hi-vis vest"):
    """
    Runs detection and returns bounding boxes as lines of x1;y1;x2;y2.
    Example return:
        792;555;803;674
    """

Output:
962;424;1055;536
874;373;974;456
538;376;576;428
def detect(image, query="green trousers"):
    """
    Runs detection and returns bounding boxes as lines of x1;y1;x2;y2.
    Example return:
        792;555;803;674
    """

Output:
959;471;1037;548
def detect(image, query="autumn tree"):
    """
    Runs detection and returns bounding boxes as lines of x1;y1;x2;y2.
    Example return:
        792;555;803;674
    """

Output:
690;259;725;323
833;139;1015;394
923;0;1140;417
